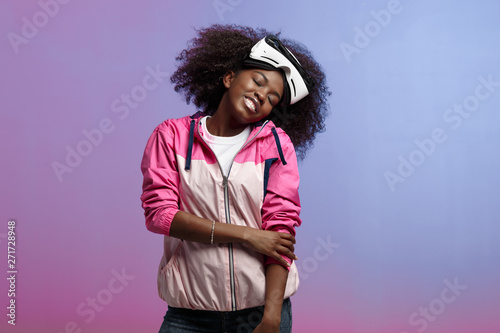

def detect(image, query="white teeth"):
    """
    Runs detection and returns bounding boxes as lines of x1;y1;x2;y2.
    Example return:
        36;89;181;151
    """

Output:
245;97;257;112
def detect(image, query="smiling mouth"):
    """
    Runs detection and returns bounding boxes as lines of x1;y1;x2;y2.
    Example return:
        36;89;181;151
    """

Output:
244;96;259;113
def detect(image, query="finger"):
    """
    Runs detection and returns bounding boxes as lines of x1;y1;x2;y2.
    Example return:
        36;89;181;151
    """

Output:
275;253;291;267
278;245;298;260
279;232;296;244
279;239;295;253
280;241;294;254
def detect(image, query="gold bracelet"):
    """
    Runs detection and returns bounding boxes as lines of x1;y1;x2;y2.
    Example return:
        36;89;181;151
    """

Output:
210;220;215;245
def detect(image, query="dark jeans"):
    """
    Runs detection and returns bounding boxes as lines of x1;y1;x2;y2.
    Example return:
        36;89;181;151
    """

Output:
158;298;292;333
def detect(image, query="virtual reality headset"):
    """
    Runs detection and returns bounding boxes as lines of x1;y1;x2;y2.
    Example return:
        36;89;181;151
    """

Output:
243;35;314;107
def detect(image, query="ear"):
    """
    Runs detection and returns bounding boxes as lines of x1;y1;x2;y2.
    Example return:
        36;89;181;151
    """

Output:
222;71;236;89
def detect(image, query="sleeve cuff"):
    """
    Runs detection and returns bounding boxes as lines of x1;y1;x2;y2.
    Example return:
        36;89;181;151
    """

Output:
157;207;180;236
265;255;292;271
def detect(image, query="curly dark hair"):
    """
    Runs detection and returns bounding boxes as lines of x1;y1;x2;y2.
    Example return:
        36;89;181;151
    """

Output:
170;24;330;159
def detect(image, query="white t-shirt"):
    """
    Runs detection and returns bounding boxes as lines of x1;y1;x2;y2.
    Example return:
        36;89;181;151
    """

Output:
200;116;251;176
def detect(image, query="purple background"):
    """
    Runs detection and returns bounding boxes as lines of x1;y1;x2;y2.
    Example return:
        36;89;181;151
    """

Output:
1;0;500;332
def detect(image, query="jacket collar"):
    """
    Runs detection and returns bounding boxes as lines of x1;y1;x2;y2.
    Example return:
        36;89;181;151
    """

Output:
184;112;284;171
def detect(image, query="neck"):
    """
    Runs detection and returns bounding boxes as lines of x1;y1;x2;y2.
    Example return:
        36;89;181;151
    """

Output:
207;104;248;137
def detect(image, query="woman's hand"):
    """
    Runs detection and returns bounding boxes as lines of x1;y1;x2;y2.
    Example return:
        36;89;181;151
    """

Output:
244;228;297;266
252;317;280;333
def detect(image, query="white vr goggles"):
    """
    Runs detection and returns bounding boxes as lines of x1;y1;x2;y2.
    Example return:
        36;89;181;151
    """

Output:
243;35;314;106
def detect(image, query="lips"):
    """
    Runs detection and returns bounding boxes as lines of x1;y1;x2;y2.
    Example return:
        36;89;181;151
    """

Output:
244;96;259;113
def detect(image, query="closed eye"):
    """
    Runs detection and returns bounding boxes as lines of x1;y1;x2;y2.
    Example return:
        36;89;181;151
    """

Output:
253;75;279;106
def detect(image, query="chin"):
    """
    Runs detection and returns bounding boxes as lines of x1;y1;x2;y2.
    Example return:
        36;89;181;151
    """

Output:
234;108;258;124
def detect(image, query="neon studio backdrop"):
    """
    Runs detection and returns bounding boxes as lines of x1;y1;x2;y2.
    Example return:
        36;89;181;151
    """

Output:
1;0;500;332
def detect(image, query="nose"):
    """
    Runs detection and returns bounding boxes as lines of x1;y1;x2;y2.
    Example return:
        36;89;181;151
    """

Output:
254;89;264;105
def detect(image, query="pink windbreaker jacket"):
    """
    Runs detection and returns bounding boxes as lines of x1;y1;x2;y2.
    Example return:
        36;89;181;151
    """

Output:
140;111;301;311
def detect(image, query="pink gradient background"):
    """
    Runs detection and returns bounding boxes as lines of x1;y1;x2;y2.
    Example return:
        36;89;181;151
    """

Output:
1;0;500;332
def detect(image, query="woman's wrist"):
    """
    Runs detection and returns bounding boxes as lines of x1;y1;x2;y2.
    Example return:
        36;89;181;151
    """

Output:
262;309;282;323
239;225;252;245
211;221;254;245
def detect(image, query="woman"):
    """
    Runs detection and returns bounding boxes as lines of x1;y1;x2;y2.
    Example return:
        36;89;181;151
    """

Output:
140;24;329;332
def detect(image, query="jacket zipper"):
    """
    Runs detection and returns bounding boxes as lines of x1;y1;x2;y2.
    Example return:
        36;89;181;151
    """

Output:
197;118;269;311
222;175;236;311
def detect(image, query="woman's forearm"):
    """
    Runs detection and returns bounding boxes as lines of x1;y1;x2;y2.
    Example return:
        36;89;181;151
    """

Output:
262;263;289;325
169;210;250;244
169;211;297;266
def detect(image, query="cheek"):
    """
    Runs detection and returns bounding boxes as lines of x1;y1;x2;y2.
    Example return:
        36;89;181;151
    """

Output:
260;106;274;118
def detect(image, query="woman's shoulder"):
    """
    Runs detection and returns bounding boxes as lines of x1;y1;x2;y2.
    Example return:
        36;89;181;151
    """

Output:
153;112;201;135
261;120;294;148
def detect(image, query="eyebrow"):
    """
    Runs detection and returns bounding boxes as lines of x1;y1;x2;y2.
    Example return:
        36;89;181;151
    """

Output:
254;71;282;100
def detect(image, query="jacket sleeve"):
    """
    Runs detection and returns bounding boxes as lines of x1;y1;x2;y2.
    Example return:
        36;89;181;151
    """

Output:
140;122;180;236
261;131;302;270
